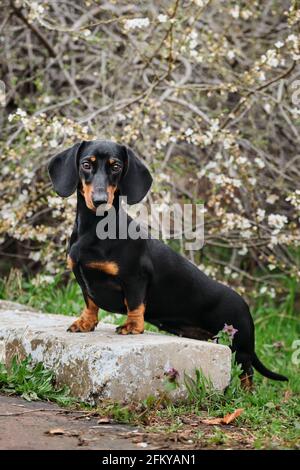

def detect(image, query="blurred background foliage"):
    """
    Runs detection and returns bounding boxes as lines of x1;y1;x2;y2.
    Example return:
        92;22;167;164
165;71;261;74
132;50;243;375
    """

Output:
0;0;300;307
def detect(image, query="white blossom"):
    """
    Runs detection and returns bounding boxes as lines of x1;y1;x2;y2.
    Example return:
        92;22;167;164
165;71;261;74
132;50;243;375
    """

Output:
230;5;240;19
30;251;41;262
241;9;253;20
224;267;232;275
238;245;248;256
287;34;297;43
242;230;252;239
124;18;150;31
249;177;257;186
227;50;235;60
83;29;91;37
268;214;288;230
237;156;247;165
275;40;284;48
255;157;265;169
269;288;276;298
158;14;168;23
49;139;58;148
263;103;271;114
223;137;233;149
263;49;279;68
185;128;194;136
266;194;279;204
286;190;300;211
210;119;220;133
29;2;45;21
257;209;265;222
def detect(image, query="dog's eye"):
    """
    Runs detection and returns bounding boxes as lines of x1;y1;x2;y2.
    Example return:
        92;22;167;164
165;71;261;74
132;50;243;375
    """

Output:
111;164;121;173
82;162;91;170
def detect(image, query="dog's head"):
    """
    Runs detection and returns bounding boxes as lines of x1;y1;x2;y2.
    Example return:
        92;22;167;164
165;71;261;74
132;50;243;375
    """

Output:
48;140;152;211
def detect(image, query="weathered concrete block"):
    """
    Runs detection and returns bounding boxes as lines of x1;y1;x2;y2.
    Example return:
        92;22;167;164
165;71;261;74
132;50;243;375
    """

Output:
0;300;231;403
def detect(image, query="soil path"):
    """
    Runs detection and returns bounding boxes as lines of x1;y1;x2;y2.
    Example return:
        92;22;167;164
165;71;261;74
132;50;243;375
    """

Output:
0;395;147;450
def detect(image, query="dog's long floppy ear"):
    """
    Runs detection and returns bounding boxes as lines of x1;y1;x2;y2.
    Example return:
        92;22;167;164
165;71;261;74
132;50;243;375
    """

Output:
48;141;86;197
119;146;152;205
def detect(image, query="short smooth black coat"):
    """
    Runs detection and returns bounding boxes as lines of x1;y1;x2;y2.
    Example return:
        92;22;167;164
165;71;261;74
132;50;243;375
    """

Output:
48;140;288;384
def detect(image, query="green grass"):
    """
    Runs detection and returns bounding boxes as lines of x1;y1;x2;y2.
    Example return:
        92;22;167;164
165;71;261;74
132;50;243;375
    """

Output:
0;356;75;406
0;269;299;449
0;269;84;317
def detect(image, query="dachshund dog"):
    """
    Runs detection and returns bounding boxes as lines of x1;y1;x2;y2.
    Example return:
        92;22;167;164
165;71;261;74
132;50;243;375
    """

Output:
48;140;288;387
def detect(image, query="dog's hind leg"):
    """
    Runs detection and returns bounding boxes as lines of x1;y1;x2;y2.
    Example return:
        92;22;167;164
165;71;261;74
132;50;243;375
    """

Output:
235;351;254;390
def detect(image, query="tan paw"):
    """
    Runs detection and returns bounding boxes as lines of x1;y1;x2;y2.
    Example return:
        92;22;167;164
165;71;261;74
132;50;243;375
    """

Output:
116;322;144;335
240;374;254;391
67;317;98;333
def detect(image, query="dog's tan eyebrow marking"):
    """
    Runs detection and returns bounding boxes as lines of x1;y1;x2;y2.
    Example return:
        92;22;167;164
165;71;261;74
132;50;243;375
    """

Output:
86;261;119;276
89;156;96;162
109;158;116;164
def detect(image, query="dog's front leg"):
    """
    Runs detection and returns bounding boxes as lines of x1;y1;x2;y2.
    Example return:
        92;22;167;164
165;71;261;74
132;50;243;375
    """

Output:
67;297;99;333
116;280;146;335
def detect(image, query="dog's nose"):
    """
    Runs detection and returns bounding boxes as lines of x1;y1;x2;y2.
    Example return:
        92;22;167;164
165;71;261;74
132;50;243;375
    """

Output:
92;192;108;207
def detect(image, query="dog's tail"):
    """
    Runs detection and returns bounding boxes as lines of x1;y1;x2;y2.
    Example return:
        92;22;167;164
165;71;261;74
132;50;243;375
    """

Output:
253;352;288;381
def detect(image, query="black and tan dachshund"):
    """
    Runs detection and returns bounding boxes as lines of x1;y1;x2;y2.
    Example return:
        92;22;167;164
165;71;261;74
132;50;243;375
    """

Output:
48;140;287;388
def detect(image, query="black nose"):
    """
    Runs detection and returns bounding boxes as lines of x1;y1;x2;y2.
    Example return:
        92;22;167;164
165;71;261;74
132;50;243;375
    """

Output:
92;192;108;207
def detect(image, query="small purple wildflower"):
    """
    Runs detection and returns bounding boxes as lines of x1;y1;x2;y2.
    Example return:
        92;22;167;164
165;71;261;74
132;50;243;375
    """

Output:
223;323;238;339
164;367;179;383
213;324;239;346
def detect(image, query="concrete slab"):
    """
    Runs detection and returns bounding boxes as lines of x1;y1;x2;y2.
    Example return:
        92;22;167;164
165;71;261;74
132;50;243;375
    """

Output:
0;300;231;403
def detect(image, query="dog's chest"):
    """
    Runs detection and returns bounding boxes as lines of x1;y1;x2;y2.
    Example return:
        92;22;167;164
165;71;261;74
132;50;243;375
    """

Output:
76;261;126;313
69;235;127;312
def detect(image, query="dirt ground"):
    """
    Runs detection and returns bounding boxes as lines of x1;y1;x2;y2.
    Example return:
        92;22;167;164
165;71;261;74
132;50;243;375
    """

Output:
0;395;275;450
0;395;151;450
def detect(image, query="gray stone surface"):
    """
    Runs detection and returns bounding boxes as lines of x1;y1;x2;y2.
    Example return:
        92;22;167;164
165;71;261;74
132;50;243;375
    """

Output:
0;300;231;403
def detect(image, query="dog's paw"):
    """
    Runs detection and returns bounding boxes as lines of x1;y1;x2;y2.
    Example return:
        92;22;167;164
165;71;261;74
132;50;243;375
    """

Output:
67;317;98;333
240;374;254;391
116;322;144;335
